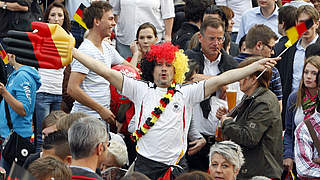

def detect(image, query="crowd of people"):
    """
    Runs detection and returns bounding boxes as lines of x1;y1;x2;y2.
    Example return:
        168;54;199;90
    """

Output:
0;0;320;180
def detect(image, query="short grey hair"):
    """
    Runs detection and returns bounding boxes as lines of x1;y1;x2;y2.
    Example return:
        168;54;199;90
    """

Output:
68;117;108;160
108;139;128;166
209;141;245;170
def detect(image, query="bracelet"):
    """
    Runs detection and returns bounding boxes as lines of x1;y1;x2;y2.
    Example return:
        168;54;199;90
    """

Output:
2;2;7;10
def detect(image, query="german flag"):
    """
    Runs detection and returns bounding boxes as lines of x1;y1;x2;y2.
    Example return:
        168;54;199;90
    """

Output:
73;3;87;30
0;43;8;64
285;18;314;48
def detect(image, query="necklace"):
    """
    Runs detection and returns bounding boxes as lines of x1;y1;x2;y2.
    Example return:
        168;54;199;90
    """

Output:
131;83;177;142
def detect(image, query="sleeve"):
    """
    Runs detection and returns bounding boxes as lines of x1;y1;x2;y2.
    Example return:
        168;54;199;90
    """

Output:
236;13;246;44
12;72;34;114
181;81;205;105
188;117;203;141
294;122;320;178
121;76;147;103
222;101;273;148
283;93;296;159
269;67;283;100
110;44;124;65
214;0;227;6
160;0;175;19
16;0;30;7
109;0;120;15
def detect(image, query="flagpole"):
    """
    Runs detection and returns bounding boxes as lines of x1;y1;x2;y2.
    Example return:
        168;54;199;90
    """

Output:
256;46;289;80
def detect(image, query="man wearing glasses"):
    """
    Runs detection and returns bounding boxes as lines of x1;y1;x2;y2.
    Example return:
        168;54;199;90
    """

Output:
185;16;238;171
234;24;283;112
68;117;110;180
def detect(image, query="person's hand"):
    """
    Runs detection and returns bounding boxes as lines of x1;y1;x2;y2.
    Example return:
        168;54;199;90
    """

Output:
256;57;281;71
0;82;7;96
283;158;294;171
98;107;116;125
218;85;227;100
164;35;171;42
313;158;320;164
3;21;75;69
216;106;228;120
191;74;211;82
188;138;206;156
116;121;123;133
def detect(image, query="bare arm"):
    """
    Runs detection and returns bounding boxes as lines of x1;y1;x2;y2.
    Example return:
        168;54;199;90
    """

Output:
0;83;26;116
164;18;174;42
204;57;280;98
0;1;28;11
72;48;124;91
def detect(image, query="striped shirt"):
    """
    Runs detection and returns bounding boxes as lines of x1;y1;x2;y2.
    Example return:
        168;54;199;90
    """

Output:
71;39;124;118
294;112;320;179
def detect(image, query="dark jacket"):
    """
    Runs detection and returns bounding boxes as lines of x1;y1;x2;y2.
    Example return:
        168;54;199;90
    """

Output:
185;44;238;118
275;37;320;125
172;22;199;51
222;87;283;179
71;167;103;180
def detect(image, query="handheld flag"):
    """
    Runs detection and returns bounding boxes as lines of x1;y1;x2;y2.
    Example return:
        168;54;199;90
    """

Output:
73;3;88;29
3;22;75;69
285;18;314;48
0;43;8;64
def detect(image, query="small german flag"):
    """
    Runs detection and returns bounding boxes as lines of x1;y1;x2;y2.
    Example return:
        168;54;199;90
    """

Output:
73;3;87;30
285;18;314;48
0;43;8;64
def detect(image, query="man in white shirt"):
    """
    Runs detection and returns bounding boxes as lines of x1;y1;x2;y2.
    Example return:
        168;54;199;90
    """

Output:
71;41;279;179
67;1;133;124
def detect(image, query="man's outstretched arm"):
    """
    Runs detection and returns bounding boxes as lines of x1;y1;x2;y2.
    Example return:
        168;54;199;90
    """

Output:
72;48;124;92
204;57;280;98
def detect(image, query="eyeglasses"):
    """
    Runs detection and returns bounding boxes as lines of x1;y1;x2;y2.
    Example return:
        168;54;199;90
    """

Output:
263;43;274;51
204;35;225;43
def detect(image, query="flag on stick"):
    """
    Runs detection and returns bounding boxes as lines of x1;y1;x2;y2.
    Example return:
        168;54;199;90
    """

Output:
285;18;314;48
0;43;8;64
73;3;87;29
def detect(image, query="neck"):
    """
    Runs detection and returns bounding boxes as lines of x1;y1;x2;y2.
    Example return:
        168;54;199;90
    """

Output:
244;48;257;55
87;30;104;50
307;88;318;96
71;157;99;172
301;35;317;48
204;52;220;62
13;63;22;70
260;5;275;18
245;84;259;96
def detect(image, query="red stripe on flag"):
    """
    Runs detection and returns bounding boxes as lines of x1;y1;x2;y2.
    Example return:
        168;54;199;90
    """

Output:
296;22;307;37
75;8;83;18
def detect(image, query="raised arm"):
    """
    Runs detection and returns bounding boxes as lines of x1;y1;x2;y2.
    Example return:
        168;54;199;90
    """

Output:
72;48;124;91
204;57;280;98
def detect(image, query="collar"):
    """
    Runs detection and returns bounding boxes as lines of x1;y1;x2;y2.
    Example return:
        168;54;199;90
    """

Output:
296;34;319;50
244;87;268;100
183;22;200;32
254;5;279;18
203;50;221;64
70;166;96;173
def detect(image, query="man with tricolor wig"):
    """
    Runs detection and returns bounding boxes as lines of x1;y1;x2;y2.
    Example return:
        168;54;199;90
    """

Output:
70;41;279;179
275;5;320;125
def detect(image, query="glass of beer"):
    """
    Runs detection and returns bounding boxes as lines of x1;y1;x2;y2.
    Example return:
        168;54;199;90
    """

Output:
226;83;237;111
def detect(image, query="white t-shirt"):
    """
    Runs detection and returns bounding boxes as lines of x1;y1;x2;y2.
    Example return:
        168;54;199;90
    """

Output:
71;39;124;118
37;68;64;95
109;0;175;45
122;76;205;165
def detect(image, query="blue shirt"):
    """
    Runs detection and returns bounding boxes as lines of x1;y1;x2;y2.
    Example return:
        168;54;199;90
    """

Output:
292;35;319;91
236;6;280;43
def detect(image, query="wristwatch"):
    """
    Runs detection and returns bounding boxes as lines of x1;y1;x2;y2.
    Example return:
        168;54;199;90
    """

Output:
2;2;7;10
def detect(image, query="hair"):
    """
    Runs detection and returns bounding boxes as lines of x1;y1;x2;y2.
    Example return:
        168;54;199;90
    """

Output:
140;42;189;84
218;5;234;20
108;139;128;167
43;130;71;160
187;32;200;50
245;24;278;50
184;0;211;23
296;56;320;107
200;16;225;36
43;2;71;32
28;156;72;180
120;172;151;180
175;171;214;180
185;59;200;82
209;141;245;171
297;5;320;21
305;43;320;59
239;34;247;51
68;117;108;160
136;22;157;40
83;1;113;29
204;5;228;32
42;110;67;130
278;5;298;30
238;56;272;88
223;32;231;52
56;112;90;131
251;176;271;180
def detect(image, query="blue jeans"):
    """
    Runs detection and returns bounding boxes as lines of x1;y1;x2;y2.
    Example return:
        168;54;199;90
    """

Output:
116;39;132;59
35;92;62;152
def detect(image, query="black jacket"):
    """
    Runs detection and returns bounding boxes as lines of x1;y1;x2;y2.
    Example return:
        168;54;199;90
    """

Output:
172;22;199;51
185;44;238;118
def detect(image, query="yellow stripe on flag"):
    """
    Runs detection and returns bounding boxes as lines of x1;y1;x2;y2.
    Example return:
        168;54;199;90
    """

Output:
0;46;8;64
286;26;299;46
73;14;87;30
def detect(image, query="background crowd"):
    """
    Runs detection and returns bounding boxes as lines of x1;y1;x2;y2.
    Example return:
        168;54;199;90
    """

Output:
0;0;320;180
